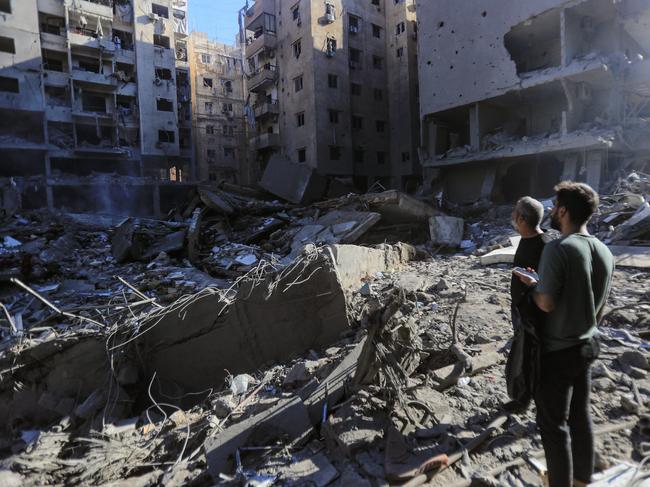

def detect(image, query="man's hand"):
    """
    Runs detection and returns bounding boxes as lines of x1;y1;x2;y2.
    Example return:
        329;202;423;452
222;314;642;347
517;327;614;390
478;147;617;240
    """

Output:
513;267;538;287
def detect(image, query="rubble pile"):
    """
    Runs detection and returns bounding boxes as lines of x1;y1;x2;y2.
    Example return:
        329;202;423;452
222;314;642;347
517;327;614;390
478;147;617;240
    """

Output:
0;179;649;486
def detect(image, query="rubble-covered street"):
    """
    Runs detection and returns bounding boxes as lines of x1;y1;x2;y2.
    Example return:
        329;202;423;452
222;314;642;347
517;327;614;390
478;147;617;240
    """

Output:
0;172;649;486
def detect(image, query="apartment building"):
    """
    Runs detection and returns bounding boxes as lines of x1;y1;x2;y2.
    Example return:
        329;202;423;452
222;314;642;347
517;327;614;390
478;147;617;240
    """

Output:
241;0;421;191
188;32;248;184
417;0;650;204
0;0;195;215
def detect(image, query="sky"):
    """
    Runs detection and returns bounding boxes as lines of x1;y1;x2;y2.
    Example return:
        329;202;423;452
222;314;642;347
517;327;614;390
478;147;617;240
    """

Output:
189;0;242;45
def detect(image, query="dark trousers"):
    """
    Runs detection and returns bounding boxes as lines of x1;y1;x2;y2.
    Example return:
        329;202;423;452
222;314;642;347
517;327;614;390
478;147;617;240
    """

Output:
534;342;598;487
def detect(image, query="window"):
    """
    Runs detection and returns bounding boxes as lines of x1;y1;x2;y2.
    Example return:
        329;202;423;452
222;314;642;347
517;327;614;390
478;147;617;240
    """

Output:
352;116;363;130
0;76;19;93
207;149;216;159
329;109;339;124
372;24;381;38
294;75;303;92
209;173;217;181
201;53;211;64
396;47;404;58
156;98;173;111
0;0;11;14
351;83;362;96
0;36;15;54
349;14;360;33
43;55;64;72
354;148;364;164
82;93;105;112
349;48;361;63
374;88;383;100
153;35;170;49
203;77;213;88
329;146;342;160
371;0;379;5
222;102;233;113
328;74;338;88
205;102;213;113
292;5;300;21
158;130;175;143
377;151;386;165
292;39;302;59
396;22;405;35
402;151;411;162
224;147;235;157
376;120;386;132
155;67;173;80
206;125;214;135
223;80;233;93
298;148;306;163
296;112;305;127
222;125;234;136
326;36;337;56
373;55;383;69
152;3;169;18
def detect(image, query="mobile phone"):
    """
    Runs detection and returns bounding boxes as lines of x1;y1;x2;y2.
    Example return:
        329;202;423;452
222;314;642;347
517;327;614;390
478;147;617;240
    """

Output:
513;267;539;281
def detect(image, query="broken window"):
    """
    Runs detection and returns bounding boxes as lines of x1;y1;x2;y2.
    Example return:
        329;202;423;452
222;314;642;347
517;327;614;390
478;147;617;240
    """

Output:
78;58;100;73
222;80;233;93
294;75;303;92
352;115;363;129
326;36;337;57
349;48;361;63
374;88;383;100
329;109;339;124
206;125;214;134
222;102;233;113
40;14;65;36
298;147;306;162
81;93;106;112
207;148;216;159
203;77;213;88
376;151;386;164
42;51;64;71
201;53;211;64
224;147;235;157
373;55;383;69
354;148;364;163
45;86;68;106
222;124;234;136
155;67;173;80
376;120;386;132
156;98;173;112
293;39;302;59
396;22;405;35
329;145;342;160
158;130;175;143
205;102;213;113
153;34;170;49
401;151;410;162
396;47;404;58
152;3;169;18
349;14;360;34
328;74;338;88
371;0;379;5
296;112;305;126
504;9;561;74
113;30;133;50
351;83;362;96
291;4;300;21
0;36;16;54
0;0;10;14
372;24;381;38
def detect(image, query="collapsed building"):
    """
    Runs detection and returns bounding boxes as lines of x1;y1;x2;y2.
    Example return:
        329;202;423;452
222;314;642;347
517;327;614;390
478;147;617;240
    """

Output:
417;0;650;204
0;0;196;215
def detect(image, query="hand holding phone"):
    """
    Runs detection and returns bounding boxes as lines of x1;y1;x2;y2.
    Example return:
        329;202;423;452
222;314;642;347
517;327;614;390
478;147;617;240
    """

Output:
513;267;539;286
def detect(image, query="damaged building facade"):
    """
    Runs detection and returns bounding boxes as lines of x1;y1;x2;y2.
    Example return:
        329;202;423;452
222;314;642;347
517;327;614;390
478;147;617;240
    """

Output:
0;0;196;215
417;0;650;204
188;32;249;184
241;0;421;191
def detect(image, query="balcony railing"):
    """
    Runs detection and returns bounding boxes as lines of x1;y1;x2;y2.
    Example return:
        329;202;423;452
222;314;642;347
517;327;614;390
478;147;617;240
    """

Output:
253;100;279;119
247;64;278;92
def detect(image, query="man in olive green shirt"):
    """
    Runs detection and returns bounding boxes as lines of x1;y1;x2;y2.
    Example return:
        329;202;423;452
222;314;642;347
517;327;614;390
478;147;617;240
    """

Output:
515;181;614;487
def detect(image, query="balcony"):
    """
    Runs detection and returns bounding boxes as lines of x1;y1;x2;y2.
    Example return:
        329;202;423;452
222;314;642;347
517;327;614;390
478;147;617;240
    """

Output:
72;69;118;88
117;82;137;97
254;100;279;120
38;0;65;16
40;32;66;52
115;49;136;64
46;105;72;123
245;32;277;57
251;132;280;150
69;31;116;53
43;70;70;88
244;0;276;29
73;0;114;19
248;65;278;93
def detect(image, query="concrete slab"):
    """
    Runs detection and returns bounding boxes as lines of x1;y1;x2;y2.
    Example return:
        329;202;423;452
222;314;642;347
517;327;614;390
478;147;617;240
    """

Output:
259;154;328;205
429;216;464;247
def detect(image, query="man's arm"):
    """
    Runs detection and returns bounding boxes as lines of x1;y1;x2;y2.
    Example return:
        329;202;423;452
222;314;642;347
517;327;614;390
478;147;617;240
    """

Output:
533;292;555;312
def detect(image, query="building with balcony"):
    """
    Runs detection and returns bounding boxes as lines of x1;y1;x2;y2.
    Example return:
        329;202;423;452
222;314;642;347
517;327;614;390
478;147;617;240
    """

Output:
417;0;650;204
240;0;421;191
188;32;248;183
0;0;196;215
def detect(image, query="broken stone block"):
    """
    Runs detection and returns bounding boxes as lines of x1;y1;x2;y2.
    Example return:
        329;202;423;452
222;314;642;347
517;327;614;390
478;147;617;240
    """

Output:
322;403;384;458
619;350;649;370
429;216;464;247
271;451;339;486
621;395;640;414
283;360;320;387
260;153;328;205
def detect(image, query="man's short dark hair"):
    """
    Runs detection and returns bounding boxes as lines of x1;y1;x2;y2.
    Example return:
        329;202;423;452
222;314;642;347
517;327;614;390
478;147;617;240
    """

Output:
554;181;599;225
516;196;544;228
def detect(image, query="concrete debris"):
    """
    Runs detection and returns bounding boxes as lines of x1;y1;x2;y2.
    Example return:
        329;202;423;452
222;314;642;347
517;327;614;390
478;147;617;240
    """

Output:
429;216;465;247
0;174;647;487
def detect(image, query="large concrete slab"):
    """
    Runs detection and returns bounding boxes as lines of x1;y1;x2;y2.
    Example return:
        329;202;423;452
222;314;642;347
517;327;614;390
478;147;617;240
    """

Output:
259;154;328;205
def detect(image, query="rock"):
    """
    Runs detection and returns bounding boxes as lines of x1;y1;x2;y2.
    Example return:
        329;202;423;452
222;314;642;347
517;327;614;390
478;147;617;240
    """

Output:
592;361;615;380
619;350;649;370
212;395;235;419
593;377;616;392
283;360;319;386
628;366;648;379
621;395;640;414
433;278;449;292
